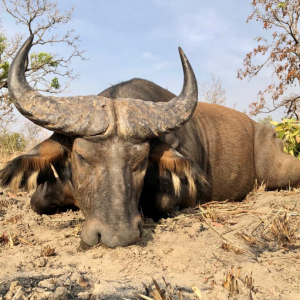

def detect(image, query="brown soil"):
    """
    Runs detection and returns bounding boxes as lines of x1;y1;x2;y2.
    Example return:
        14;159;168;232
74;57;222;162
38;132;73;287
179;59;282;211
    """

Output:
0;187;300;300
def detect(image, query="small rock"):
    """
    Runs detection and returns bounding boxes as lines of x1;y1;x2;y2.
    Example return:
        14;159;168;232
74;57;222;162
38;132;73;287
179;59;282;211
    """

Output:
49;287;68;300
30;290;51;300
38;279;55;290
9;281;20;292
162;247;174;255
77;291;91;300
4;291;13;300
35;258;47;268
5;287;25;300
185;227;197;236
70;272;81;283
92;283;116;298
132;248;140;256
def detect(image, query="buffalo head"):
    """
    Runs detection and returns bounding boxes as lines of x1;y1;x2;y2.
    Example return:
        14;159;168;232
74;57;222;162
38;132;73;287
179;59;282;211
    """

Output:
7;36;198;248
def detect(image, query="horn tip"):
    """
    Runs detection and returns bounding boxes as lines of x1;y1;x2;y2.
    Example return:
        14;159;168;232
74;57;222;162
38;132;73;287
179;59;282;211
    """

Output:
178;47;188;62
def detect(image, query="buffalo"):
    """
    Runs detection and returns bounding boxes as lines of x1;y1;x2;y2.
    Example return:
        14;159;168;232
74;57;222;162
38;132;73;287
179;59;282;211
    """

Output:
1;36;300;248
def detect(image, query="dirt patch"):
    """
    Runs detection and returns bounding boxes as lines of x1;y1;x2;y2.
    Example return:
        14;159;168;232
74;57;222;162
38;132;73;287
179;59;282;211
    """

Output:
0;188;300;299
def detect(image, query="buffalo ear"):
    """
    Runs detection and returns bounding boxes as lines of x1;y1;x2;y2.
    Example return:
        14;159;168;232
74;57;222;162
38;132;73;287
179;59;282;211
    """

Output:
148;139;208;203
0;135;67;191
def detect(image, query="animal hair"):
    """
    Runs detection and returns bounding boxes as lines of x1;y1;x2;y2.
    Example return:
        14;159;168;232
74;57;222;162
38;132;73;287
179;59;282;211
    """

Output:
0;137;66;191
149;142;208;203
27;171;39;191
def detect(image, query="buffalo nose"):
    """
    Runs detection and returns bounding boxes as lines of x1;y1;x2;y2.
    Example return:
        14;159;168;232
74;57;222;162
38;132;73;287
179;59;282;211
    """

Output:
80;216;143;248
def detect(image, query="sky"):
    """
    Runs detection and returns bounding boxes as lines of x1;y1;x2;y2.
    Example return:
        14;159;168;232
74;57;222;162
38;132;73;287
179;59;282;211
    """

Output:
1;0;287;129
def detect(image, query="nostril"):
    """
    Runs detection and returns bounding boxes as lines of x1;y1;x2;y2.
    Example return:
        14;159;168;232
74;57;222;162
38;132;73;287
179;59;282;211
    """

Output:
81;219;103;247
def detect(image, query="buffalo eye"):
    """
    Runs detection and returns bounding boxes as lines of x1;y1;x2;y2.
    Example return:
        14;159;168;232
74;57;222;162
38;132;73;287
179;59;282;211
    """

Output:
76;151;86;163
133;157;148;172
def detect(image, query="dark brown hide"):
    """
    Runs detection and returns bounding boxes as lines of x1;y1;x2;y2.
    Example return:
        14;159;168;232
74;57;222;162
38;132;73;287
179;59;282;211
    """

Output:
100;79;300;205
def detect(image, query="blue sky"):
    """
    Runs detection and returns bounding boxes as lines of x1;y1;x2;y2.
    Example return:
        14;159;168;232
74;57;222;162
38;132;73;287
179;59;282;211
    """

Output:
2;0;286;128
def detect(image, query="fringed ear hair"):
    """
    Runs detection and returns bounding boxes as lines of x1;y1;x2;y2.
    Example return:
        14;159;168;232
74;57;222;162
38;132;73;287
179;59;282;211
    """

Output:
149;140;208;203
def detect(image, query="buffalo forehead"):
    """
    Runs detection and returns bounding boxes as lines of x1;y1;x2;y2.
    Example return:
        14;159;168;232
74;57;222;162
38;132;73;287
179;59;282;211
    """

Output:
114;99;171;139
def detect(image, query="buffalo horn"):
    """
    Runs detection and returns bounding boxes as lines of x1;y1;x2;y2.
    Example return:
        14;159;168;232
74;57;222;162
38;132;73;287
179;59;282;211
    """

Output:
8;36;198;138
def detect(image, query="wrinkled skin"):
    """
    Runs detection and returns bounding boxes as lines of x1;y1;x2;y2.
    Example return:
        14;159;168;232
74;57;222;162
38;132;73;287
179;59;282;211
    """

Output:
72;136;148;247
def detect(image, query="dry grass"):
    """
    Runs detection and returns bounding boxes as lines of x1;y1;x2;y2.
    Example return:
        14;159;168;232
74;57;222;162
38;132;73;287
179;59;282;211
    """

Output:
195;202;251;255
222;267;258;298
222;266;242;297
269;213;299;246
135;278;203;300
0;231;19;247
235;232;258;247
242;272;256;293
194;199;262;225
4;214;22;224
41;245;56;257
221;242;247;254
190;190;300;253
0;151;24;169
252;180;267;192
64;223;82;238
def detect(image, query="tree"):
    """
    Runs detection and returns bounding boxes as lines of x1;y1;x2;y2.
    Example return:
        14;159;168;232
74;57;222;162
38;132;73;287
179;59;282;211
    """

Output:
0;130;26;154
198;75;227;105
238;1;300;118
21;121;49;150
258;115;275;127
0;0;86;122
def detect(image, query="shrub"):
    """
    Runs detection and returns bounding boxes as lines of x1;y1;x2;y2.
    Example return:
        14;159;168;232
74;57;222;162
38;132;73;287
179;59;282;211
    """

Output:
271;119;300;160
0;130;26;154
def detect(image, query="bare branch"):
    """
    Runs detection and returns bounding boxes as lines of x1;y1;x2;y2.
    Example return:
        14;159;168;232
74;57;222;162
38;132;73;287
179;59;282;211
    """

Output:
199;75;227;106
0;0;87;122
239;0;300;117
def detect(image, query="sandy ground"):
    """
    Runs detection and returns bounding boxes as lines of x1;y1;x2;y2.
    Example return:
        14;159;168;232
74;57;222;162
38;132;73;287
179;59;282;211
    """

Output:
0;187;300;300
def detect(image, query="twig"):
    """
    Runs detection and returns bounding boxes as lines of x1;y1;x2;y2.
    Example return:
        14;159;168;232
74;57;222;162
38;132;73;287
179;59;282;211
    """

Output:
12;287;22;300
262;209;283;234
136;294;154;300
17;237;32;245
251;208;275;234
200;213;252;256
192;286;202;299
50;218;84;222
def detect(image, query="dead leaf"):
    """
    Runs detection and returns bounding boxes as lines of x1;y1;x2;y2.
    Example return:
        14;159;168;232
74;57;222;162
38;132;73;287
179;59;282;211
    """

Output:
211;222;224;228
7;192;17;198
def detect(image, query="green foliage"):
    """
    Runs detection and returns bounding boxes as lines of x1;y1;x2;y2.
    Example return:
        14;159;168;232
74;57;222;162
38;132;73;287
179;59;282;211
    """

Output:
50;77;60;90
277;2;287;8
0;35;7;55
0;61;10;80
30;52;58;68
0;130;26;154
271;119;300;160
0;35;9;80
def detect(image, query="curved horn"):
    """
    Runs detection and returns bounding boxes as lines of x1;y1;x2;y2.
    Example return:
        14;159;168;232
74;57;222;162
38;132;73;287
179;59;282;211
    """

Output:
8;36;113;136
115;47;198;139
9;36;197;138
